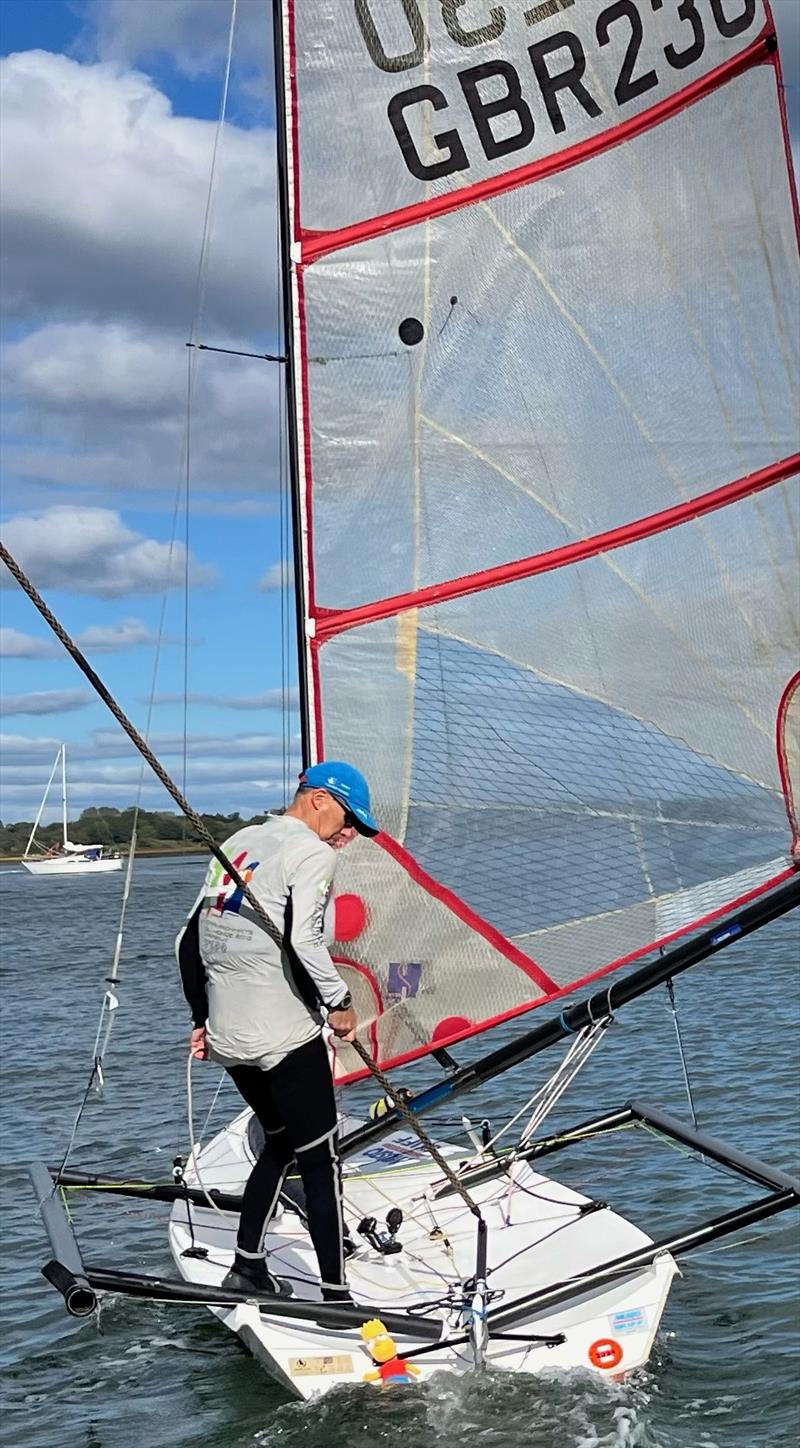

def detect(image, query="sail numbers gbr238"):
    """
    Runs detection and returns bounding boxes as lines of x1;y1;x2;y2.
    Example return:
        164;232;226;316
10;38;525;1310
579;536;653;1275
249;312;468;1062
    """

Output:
354;0;764;187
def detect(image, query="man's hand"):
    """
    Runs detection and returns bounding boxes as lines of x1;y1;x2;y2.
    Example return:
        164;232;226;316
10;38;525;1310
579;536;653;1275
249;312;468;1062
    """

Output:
327;1005;357;1043
190;1025;208;1060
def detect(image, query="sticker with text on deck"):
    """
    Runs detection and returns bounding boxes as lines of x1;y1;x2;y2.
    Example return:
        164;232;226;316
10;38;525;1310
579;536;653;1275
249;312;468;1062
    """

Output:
290;1355;354;1377
362;1132;428;1166
610;1307;647;1335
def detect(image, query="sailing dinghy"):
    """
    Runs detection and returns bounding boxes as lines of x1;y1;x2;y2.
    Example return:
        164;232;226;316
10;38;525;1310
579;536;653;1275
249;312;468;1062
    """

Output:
10;0;800;1403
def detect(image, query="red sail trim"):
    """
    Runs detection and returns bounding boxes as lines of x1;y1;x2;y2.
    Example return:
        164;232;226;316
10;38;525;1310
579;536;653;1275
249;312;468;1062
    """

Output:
298;30;774;266
286;1;301;246
378;833;559;993
334;865;796;1085
309;635;325;757
776;671;800;850
333;954;382;1063
315;455;799;641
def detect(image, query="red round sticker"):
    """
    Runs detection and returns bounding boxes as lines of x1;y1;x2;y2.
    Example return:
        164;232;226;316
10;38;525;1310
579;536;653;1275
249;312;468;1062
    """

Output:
333;893;368;941
431;1016;473;1044
588;1338;623;1370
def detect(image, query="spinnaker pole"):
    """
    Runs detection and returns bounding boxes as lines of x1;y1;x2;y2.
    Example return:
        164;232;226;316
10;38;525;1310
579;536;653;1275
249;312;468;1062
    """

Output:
339;872;800;1159
271;0;312;769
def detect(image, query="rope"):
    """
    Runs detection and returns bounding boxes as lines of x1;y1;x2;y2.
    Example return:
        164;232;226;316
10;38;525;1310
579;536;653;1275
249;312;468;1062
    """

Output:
347;1039;481;1218
665;978;700;1130
188;0;238;349
1;543;286;939
519;1020;610;1146
0;541;482;1219
474;1021;608;1162
47;458;193;1180
186;1053;230;1219
180;0;238;830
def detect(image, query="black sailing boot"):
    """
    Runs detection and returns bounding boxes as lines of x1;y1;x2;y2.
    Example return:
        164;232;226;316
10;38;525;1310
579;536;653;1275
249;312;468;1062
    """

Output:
321;1283;353;1304
222;1252;293;1298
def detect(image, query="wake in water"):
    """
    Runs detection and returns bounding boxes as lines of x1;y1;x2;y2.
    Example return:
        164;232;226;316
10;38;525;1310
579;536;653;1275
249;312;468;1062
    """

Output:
259;1366;662;1448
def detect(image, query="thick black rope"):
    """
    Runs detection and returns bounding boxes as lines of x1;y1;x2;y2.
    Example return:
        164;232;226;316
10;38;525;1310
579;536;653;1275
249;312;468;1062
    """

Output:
0;540;481;1218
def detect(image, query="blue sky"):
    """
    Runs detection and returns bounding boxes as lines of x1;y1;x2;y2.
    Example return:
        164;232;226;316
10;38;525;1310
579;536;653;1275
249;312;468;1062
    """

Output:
0;0;798;824
1;0;298;821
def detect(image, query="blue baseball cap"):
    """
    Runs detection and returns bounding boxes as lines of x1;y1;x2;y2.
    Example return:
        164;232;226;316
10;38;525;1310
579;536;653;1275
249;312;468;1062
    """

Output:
300;760;379;837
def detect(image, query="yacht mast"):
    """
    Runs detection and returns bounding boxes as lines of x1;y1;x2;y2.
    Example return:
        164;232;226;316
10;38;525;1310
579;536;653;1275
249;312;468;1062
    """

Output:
61;744;68;846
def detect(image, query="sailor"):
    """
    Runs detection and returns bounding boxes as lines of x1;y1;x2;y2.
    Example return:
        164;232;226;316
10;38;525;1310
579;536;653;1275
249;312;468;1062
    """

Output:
176;761;379;1301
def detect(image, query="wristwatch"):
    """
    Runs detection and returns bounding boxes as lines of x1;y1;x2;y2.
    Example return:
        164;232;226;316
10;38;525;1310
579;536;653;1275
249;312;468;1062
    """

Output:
331;992;352;1012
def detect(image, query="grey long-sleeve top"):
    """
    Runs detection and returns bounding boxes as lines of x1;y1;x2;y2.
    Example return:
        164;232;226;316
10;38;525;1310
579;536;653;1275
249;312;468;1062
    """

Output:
176;813;349;1070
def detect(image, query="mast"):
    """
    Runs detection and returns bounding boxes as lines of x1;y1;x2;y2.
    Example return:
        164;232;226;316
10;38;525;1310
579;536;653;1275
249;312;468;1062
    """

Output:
271;0;312;769
61;744;68;846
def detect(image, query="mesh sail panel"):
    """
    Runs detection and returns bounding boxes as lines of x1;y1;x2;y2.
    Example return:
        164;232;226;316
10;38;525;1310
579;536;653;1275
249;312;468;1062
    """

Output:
281;0;800;1079
329;839;552;1083
302;67;798;610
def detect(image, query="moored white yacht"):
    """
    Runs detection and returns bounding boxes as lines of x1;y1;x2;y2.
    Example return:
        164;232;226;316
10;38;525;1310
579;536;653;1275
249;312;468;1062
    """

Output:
21;745;122;876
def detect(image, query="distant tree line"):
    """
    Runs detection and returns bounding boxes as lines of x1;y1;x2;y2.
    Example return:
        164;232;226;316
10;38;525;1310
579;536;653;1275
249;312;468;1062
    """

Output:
0;806;267;857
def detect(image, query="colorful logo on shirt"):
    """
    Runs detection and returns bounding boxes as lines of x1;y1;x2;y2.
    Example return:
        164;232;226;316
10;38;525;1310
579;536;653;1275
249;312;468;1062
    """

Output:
206;851;260;916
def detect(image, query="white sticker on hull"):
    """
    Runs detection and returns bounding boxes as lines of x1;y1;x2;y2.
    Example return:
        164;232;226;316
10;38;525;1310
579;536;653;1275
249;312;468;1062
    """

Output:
290;1354;354;1377
610;1307;647;1335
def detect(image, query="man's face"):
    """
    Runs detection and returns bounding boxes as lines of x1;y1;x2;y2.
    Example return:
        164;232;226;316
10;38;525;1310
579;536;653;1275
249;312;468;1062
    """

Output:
316;790;358;847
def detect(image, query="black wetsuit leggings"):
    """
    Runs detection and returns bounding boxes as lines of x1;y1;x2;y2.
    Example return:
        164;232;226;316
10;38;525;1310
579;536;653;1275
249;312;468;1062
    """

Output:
227;1034;346;1290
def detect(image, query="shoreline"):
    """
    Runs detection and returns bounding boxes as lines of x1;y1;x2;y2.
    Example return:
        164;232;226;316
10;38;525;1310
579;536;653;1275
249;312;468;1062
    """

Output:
0;846;209;864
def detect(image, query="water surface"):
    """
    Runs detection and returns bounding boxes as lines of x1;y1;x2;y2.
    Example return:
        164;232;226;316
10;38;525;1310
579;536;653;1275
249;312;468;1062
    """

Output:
1;858;798;1447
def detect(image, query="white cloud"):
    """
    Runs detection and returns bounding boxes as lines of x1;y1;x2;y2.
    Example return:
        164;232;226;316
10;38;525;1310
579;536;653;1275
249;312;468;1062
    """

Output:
1;757;289;786
0;689;92;716
0;725;300;817
153;688;299;710
258;559;293;592
85;0;272;86
0;505;216;598
6;322;184;419
81;0;799;115
3;319;283;501
0;50;276;335
75;617;156;652
0;728;297;763
0;627;57;659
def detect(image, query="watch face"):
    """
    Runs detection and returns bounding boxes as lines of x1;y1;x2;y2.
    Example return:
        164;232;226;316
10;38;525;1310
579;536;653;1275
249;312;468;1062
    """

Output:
337;993;352;1011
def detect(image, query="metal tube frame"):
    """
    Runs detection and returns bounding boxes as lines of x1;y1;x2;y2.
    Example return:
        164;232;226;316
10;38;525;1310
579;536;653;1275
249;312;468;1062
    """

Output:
479;1100;800;1333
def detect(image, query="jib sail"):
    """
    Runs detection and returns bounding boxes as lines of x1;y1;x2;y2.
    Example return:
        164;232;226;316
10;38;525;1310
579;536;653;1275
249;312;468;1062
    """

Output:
275;0;800;1082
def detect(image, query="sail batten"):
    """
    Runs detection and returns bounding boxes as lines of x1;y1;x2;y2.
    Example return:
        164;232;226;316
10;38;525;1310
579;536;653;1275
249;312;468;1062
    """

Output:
281;0;799;1083
293;14;776;263
315;455;799;639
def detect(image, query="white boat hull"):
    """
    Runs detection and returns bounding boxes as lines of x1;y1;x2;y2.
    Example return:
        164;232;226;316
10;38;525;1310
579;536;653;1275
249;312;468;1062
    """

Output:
169;1108;676;1400
22;855;122;876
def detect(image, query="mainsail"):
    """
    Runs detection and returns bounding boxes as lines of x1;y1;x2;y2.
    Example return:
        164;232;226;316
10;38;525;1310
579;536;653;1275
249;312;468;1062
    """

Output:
275;0;800;1081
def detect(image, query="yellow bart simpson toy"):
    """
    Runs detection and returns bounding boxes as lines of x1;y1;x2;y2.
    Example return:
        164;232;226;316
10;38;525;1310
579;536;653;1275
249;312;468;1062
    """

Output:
360;1319;421;1387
